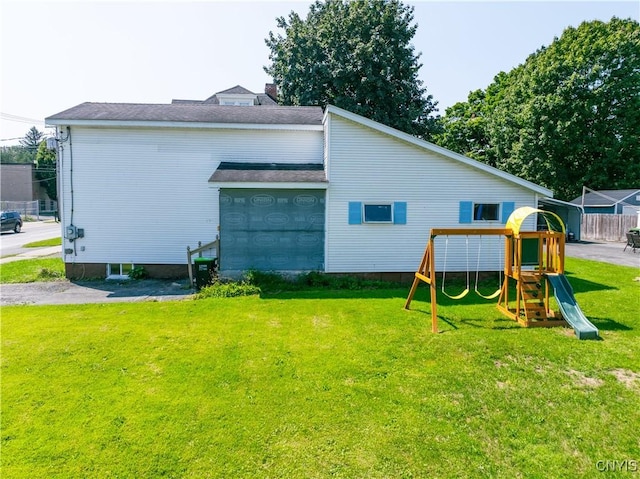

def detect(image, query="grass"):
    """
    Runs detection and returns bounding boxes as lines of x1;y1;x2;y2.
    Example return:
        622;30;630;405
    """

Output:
2;258;639;478
23;237;62;248
0;257;65;283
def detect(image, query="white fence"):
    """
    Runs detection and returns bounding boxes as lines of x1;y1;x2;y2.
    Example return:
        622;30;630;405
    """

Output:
581;214;637;242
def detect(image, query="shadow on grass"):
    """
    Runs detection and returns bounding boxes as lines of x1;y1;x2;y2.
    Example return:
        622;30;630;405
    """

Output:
588;317;632;332
563;271;617;294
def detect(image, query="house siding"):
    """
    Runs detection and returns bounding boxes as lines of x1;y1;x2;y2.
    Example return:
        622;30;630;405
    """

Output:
324;115;539;273
58;126;323;267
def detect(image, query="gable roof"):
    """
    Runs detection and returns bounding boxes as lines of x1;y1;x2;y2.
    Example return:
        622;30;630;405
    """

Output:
46;103;323;129
570;189;640;207
324;105;553;197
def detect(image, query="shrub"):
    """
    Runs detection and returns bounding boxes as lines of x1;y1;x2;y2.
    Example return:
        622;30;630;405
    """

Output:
196;280;261;299
128;266;147;280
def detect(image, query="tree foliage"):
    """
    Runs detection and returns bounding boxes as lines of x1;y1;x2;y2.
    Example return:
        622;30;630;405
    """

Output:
35;141;57;202
265;0;438;138
0;145;35;164
435;17;640;201
20;126;45;151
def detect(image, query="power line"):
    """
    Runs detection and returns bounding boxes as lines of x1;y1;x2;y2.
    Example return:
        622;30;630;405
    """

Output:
1;112;45;124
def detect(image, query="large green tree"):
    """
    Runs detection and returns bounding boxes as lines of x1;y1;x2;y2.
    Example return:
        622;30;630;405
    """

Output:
435;17;640;201
265;0;438;138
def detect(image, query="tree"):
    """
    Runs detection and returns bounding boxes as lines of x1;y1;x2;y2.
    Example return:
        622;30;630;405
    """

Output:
20;126;45;151
435;17;640;201
265;0;438;138
35;141;57;202
0;145;34;164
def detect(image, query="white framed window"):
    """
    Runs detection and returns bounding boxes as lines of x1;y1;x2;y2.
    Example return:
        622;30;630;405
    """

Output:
363;204;393;223
473;203;500;221
107;263;133;280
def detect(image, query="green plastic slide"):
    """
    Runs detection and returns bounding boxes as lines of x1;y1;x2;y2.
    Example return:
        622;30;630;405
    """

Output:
546;274;599;340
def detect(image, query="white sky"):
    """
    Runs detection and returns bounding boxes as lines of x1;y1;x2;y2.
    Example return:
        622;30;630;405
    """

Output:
1;0;638;144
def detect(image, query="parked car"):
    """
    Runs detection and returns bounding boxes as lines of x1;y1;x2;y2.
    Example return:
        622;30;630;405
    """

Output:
0;211;23;233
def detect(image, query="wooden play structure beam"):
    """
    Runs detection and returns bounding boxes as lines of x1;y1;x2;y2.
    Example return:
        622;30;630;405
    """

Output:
404;228;512;333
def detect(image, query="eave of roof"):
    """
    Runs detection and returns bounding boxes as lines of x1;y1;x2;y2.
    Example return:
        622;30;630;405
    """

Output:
324;105;553;197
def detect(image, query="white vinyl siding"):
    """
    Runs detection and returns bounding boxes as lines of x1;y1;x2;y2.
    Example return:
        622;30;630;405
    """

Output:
324;115;539;273
58;126;323;265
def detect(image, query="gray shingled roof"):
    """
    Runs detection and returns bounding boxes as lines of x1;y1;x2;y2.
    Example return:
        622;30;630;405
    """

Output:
46;103;323;125
209;162;327;183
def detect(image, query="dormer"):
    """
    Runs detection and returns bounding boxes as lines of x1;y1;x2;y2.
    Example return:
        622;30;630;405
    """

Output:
172;84;278;106
216;86;258;106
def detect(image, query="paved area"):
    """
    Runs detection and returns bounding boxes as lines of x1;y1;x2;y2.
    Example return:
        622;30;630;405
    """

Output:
0;239;637;307
565;240;640;269
1;279;195;306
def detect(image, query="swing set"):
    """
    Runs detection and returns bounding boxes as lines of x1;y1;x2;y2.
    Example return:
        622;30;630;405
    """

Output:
404;207;568;333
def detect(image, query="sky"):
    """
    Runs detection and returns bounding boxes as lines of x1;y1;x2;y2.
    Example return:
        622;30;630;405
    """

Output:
1;0;638;145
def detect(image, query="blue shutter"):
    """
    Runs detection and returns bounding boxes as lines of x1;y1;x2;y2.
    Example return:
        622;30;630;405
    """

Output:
501;202;515;223
459;201;473;224
393;202;407;224
348;202;362;224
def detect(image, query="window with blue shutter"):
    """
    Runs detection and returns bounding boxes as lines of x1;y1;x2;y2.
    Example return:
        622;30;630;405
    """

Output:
393;202;407;224
348;202;362;224
459;201;473;223
501;201;515;223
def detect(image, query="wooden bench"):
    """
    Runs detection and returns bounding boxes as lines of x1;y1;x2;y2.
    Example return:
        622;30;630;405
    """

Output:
624;233;640;253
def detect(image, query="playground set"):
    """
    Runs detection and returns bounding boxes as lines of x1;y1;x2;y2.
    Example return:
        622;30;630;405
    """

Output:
404;207;599;340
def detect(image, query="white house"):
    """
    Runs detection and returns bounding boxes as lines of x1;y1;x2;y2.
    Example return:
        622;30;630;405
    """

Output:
45;85;553;280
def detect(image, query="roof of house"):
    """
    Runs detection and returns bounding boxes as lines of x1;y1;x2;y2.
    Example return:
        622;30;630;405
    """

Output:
324;105;553;197
46;103;323;127
570;189;640;207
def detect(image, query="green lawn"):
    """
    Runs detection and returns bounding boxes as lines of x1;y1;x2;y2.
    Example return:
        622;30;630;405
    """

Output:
2;258;639;478
23;237;62;248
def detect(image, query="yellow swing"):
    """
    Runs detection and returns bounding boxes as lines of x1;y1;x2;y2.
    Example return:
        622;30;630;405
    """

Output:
441;235;470;300
474;236;502;300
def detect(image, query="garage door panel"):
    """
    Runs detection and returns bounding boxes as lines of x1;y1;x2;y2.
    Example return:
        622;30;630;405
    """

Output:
220;189;325;271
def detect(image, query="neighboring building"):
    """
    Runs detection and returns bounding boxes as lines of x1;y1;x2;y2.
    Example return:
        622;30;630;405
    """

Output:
1;163;34;202
0;163;57;213
46;85;554;280
571;188;640;215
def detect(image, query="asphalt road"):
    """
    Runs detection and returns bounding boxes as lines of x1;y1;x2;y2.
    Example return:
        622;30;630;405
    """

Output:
0;220;61;257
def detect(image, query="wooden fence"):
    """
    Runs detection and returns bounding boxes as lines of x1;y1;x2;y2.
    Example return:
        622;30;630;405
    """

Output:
581;214;637;242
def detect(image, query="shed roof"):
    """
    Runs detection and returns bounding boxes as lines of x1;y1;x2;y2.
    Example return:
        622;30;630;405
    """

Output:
209;162;327;183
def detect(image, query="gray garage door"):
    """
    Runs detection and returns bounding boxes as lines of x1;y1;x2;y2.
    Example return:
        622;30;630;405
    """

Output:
219;189;325;271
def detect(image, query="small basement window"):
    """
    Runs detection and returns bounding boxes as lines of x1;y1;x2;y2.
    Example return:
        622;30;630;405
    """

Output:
474;203;500;221
107;263;133;280
363;204;393;223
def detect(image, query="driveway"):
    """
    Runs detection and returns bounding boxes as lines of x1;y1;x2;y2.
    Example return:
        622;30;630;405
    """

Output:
1;279;195;306
565;240;639;269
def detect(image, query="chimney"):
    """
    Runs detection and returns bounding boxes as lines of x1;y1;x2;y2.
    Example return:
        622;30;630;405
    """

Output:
265;83;278;102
